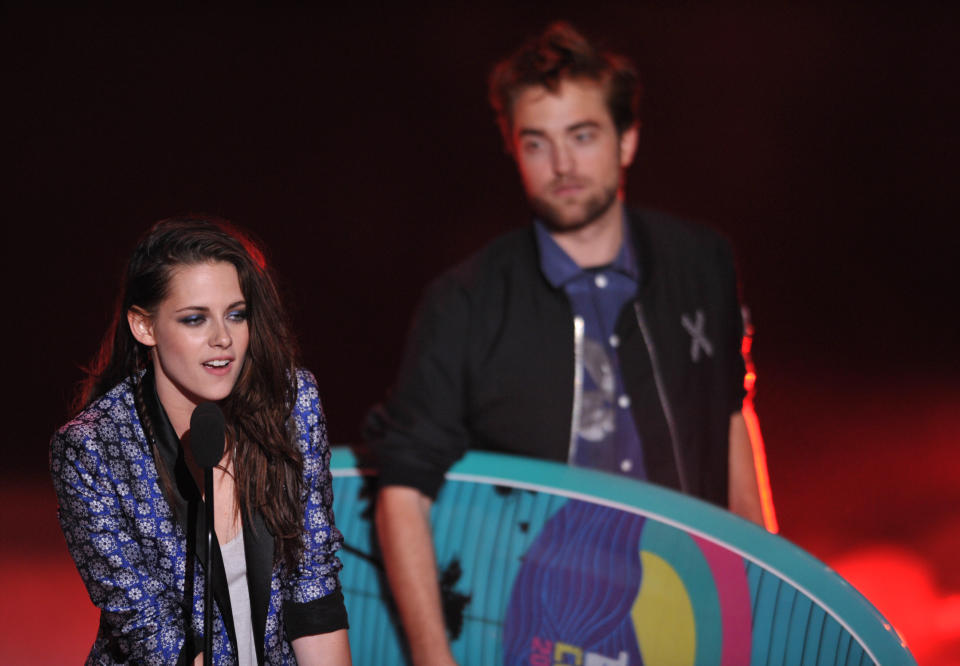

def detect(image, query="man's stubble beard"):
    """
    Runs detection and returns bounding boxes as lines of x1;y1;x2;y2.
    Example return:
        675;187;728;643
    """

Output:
530;182;620;234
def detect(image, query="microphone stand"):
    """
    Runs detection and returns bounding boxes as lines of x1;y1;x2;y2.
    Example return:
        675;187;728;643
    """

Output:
204;467;214;666
190;401;224;666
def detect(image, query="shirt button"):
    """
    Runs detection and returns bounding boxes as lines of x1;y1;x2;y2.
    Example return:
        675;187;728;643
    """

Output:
594;274;608;288
618;394;631;409
620;459;633;473
609;334;620;348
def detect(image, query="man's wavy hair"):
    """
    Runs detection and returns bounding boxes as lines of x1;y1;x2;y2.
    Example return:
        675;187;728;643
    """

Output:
77;216;305;570
488;21;641;150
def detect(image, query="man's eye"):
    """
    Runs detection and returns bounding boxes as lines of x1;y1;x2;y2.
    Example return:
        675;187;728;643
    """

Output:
574;131;595;143
522;140;543;153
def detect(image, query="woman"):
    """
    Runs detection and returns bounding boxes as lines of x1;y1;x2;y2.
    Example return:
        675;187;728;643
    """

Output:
50;217;351;665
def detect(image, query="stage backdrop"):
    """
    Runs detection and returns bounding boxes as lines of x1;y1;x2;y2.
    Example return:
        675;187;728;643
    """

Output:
330;447;913;666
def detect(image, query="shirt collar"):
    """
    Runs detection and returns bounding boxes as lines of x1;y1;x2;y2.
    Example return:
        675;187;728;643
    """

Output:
534;214;639;288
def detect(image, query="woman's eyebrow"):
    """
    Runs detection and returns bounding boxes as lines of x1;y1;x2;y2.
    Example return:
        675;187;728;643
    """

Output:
174;300;246;314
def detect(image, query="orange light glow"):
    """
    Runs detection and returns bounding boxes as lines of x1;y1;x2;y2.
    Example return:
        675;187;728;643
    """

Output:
743;399;778;533
741;307;778;533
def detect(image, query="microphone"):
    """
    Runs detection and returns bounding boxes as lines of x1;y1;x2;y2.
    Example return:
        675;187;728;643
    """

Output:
190;402;224;666
190;402;225;469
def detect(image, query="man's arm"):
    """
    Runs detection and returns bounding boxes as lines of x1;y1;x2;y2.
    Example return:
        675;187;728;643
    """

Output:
365;269;477;664
375;485;457;666
727;408;776;530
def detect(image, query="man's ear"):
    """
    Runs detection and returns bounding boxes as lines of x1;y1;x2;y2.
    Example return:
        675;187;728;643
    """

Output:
619;123;640;168
127;307;156;347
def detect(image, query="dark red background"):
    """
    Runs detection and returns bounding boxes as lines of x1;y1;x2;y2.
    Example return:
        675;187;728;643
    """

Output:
3;5;958;662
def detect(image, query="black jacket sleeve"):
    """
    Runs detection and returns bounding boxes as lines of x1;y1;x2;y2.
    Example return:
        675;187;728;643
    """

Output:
364;273;474;499
714;233;748;415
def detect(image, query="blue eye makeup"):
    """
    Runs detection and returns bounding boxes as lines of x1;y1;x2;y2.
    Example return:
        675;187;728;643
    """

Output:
179;314;205;326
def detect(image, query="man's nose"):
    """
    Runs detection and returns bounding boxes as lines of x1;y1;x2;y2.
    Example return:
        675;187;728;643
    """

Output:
552;143;574;175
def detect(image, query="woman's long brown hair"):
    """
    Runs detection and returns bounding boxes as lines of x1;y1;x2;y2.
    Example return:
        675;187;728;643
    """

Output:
77;216;305;569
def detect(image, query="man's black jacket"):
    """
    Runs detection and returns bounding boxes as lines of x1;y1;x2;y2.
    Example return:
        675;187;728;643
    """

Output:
366;209;746;508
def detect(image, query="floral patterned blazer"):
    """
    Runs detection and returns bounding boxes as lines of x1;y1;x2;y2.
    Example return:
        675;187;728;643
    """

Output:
50;367;348;665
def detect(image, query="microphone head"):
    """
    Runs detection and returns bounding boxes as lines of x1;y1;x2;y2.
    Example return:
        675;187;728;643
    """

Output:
190;402;225;469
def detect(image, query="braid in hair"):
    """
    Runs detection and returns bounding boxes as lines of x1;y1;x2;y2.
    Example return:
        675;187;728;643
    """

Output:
130;352;179;518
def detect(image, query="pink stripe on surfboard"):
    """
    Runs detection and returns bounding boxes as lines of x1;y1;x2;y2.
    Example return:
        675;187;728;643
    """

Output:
693;534;753;666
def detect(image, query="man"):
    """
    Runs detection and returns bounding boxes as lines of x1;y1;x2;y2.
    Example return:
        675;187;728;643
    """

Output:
365;22;771;664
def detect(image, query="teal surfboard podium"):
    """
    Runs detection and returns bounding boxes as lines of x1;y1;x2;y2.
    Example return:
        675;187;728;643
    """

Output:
330;447;914;665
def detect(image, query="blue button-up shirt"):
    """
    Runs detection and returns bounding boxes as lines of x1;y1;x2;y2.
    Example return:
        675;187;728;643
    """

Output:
534;219;647;480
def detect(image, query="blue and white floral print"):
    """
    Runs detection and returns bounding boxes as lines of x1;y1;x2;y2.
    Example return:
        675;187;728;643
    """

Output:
50;369;344;665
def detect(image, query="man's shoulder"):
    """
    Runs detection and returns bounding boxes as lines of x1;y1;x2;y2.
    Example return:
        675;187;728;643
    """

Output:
629;207;730;249
432;225;538;291
628;207;735;273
